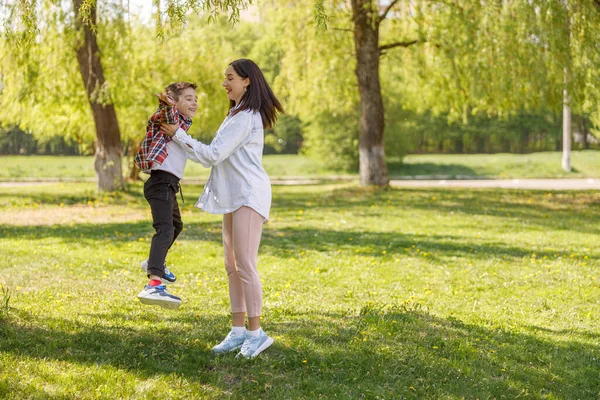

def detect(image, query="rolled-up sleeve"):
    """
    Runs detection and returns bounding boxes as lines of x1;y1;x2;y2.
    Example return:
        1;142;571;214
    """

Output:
172;112;253;167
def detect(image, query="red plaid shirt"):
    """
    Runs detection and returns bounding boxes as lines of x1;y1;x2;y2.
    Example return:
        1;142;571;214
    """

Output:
135;96;193;172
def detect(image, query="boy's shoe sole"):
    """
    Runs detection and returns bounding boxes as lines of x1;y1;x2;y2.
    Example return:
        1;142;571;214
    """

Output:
137;287;182;310
137;295;181;309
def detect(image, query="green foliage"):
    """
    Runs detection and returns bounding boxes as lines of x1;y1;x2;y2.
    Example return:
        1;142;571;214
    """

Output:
385;110;569;155
0;126;80;155
264;114;304;154
255;0;359;169
302;111;359;171
2;0;600;176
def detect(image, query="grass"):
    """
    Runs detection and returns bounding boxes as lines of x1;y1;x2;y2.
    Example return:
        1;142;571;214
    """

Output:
0;155;339;181
1;150;600;181
389;150;600;179
0;182;599;398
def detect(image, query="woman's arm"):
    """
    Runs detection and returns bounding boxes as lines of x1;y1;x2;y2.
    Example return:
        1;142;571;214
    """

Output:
161;112;253;167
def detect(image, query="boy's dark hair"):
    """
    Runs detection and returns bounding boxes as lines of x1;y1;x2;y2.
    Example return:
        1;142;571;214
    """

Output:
228;59;284;129
165;82;197;101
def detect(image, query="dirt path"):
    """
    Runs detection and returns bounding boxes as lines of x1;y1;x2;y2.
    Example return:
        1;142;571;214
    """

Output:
1;178;600;190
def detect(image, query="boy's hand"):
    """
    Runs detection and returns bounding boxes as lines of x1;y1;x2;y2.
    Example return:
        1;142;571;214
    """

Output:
155;92;174;106
161;122;179;137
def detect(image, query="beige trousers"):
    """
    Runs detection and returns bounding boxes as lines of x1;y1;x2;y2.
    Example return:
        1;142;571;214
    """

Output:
222;206;264;318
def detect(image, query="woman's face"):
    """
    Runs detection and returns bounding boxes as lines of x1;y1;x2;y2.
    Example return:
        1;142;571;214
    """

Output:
222;65;249;105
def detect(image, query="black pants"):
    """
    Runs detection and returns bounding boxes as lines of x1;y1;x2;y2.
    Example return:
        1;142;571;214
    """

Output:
144;170;183;278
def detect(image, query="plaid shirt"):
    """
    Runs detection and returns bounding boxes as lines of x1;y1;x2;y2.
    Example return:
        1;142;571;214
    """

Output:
135;96;193;172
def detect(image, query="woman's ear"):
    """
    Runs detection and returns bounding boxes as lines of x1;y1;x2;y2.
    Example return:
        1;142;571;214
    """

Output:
244;77;250;89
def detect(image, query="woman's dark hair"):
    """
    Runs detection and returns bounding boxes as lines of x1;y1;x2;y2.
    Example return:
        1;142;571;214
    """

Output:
229;59;284;129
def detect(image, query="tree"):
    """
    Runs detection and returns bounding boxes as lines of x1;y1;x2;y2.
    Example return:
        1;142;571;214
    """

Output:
73;0;123;190
351;0;391;185
2;0;251;192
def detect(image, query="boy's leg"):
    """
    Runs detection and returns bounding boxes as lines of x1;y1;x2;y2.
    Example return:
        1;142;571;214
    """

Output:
138;174;182;309
169;194;183;249
145;177;176;278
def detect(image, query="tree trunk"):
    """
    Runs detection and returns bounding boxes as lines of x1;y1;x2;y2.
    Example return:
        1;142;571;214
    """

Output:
73;0;123;191
562;88;571;172
351;0;389;186
128;139;143;181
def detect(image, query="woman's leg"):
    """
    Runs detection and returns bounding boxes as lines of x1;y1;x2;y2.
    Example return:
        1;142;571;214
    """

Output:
231;206;264;330
222;212;246;326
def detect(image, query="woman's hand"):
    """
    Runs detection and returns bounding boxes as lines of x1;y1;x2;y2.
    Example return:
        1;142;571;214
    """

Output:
161;123;179;137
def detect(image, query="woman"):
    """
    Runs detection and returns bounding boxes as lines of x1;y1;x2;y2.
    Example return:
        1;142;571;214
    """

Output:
161;59;284;359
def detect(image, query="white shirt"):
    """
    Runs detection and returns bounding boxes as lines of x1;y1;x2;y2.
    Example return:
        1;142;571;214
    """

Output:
151;138;188;179
172;109;271;222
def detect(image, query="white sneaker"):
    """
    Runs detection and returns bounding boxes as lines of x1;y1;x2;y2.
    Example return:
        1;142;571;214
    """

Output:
212;330;247;354
140;260;177;284
237;329;274;359
137;284;182;309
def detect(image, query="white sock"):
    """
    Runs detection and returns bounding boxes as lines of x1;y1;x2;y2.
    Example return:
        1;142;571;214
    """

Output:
231;326;246;336
247;328;260;337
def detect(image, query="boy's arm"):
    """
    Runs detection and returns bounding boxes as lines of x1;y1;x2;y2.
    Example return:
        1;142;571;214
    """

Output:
151;93;179;126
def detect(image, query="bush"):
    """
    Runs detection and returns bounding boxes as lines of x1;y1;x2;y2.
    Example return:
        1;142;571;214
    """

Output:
0;126;80;155
302;111;359;172
264;114;304;155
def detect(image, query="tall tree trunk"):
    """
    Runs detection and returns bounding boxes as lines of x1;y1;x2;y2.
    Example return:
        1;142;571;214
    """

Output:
351;0;389;186
562;87;571;172
561;4;572;173
73;0;124;191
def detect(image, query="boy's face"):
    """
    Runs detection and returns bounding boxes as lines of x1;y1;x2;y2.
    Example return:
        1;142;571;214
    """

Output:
174;87;198;118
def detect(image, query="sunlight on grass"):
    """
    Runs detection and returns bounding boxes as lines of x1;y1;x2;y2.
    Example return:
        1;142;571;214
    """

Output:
1;182;599;398
2;151;599;182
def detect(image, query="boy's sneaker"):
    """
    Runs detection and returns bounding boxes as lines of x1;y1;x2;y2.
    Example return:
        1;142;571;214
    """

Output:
212;330;247;354
140;260;177;284
137;284;182;309
237;329;274;359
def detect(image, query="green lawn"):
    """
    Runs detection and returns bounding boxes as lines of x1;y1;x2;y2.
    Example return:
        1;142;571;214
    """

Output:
389;150;600;179
0;182;599;398
1;150;599;181
0;154;338;181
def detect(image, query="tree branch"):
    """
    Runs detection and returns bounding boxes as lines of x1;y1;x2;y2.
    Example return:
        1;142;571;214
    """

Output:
331;27;353;33
379;39;418;52
380;0;401;21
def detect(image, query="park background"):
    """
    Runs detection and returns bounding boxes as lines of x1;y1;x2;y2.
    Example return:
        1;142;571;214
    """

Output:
1;0;600;398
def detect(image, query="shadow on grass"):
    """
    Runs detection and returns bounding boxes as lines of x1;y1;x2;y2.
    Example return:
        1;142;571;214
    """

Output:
0;221;223;244
1;221;594;264
387;161;483;178
1;305;598;398
271;185;600;235
3;183;599;237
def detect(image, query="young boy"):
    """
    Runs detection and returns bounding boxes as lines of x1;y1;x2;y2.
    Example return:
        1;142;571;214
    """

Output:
134;82;198;309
